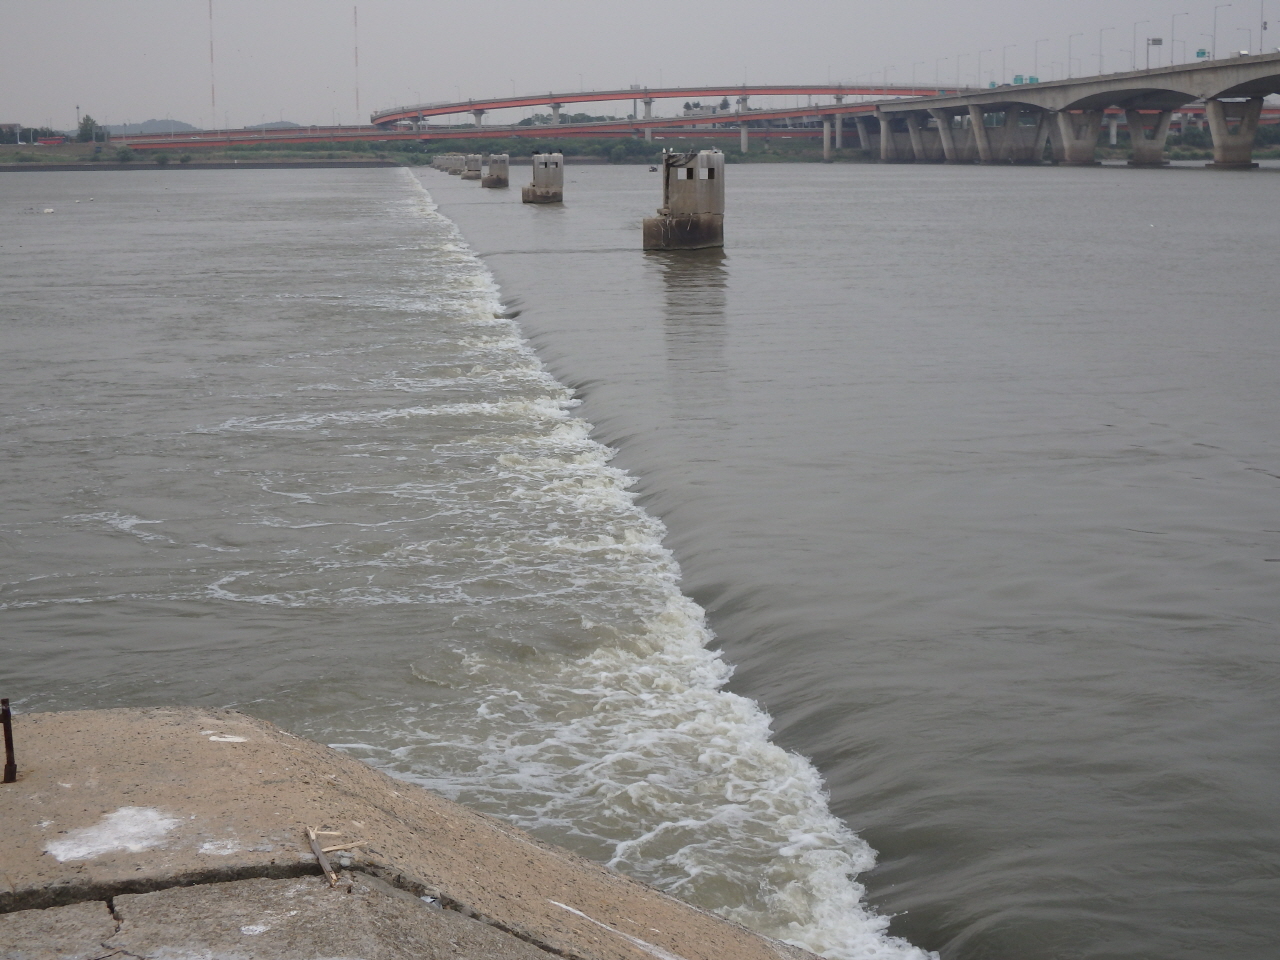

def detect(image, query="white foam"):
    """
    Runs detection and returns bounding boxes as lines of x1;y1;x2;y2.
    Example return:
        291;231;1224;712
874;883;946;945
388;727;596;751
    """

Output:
45;806;181;861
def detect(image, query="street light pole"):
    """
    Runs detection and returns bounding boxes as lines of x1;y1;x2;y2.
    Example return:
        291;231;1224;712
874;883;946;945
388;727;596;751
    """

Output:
1034;38;1049;78
935;57;948;85
977;49;991;87
956;52;967;87
1132;21;1149;68
1099;26;1115;73
1002;43;1016;83
1068;32;1083;76
1214;4;1232;58
1172;13;1188;63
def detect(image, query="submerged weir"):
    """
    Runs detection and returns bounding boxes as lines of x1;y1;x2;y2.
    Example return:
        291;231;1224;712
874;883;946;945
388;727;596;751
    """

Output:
0;167;929;960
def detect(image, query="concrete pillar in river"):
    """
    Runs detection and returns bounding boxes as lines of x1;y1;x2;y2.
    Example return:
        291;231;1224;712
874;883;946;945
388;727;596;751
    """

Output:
822;117;833;162
1124;109;1174;166
482;153;509;187
522;152;564;203
854;115;876;153
1204;97;1263;168
1054;110;1104;165
904;112;925;161
1108;114;1119;145
968;105;995;163
834;113;843;149
740;123;749;154
460;154;482;180
642;149;724;251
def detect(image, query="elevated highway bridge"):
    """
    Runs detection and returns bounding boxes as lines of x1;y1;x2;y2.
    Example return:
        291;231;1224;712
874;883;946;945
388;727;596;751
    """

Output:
115;60;1280;166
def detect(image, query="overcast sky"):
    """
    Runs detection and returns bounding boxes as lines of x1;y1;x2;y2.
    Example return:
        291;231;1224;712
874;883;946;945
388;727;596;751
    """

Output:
3;0;1273;129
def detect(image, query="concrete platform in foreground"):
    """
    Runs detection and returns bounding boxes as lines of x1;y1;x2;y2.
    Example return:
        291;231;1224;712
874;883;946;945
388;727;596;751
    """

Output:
0;707;816;960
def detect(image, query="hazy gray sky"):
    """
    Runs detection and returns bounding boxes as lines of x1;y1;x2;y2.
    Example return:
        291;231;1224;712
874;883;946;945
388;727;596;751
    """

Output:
3;0;1272;128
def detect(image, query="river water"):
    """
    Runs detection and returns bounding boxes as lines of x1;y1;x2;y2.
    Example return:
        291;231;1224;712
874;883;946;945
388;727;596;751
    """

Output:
2;162;1277;960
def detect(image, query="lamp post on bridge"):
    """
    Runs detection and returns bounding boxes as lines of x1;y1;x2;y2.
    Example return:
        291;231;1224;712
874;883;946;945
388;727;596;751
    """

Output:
1068;32;1083;77
955;52;968;87
1098;27;1115;73
935;57;948;86
1172;13;1188;64
1034;38;1049;80
1214;4;1232;58
1002;44;1016;84
977;49;991;88
1132;21;1149;68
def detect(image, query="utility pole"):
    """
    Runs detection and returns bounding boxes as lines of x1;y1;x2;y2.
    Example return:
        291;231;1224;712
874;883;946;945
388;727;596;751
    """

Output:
1068;32;1083;77
1098;27;1115;73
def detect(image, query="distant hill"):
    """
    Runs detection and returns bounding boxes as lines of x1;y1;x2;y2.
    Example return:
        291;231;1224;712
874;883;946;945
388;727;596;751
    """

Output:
245;121;302;130
106;119;200;135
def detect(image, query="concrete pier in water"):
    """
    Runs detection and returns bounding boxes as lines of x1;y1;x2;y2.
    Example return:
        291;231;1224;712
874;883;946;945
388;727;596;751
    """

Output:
522;152;564;203
0;707;819;960
460;154;483;180
642;149;724;251
483;153;510;187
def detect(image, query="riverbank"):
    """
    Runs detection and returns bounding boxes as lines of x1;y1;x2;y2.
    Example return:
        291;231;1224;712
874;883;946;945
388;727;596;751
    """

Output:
0;707;817;960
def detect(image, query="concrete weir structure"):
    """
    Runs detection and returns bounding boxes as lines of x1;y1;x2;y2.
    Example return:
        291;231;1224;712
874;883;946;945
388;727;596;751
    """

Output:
875;51;1280;167
642;149;725;251
460;154;483;180
483;153;510;187
522;152;564;203
0;708;819;960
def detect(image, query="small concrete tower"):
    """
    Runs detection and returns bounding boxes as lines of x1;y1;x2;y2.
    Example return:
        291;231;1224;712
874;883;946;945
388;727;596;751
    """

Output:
460;154;483;180
522;152;564;203
482;154;509;188
642;149;724;250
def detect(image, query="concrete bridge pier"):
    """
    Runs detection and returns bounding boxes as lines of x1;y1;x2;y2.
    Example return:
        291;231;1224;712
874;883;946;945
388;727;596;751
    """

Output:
1125;109;1174;166
740;123;749;154
969;105;995;163
1205;97;1264;168
822;117;833;161
854;115;877;154
472;109;486;128
1006;107;1051;163
642;98;654;119
550;103;562;124
903;114;923;161
876;111;914;161
1053;110;1104;165
461;154;482;180
929;109;978;162
645;126;653;143
834;113;843;149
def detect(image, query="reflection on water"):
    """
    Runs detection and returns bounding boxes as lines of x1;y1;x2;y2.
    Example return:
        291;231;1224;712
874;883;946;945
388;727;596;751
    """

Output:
652;249;729;409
